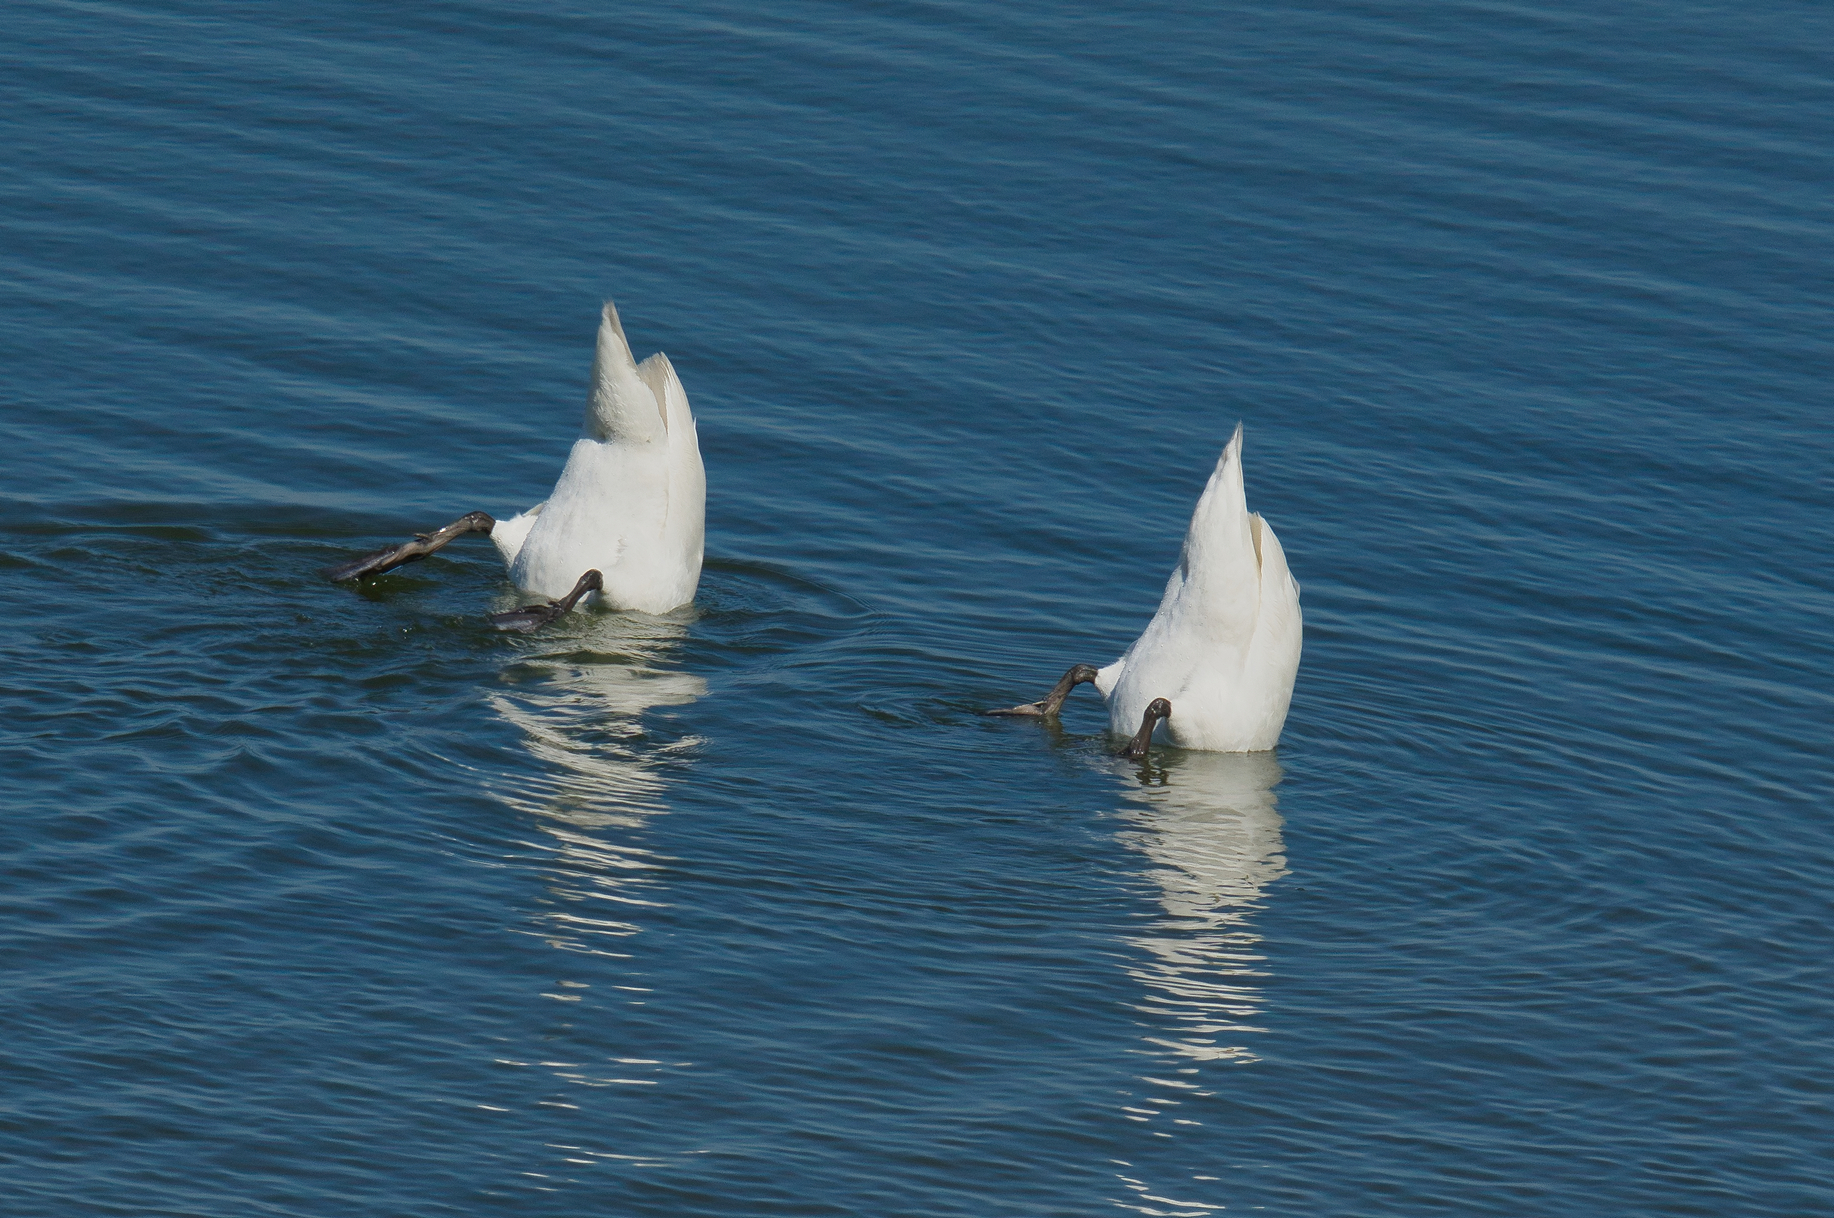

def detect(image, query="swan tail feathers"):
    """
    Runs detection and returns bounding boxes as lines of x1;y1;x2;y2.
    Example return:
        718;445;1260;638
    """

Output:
585;300;665;443
637;349;706;600
636;350;695;436
1208;421;1249;518
600;299;633;357
1180;422;1254;573
1250;512;1299;598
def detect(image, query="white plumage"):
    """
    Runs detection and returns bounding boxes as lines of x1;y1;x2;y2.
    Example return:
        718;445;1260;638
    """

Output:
1095;424;1302;752
490;301;706;614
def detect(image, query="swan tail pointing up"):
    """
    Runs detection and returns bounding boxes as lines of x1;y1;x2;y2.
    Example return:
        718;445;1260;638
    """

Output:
1182;424;1255;574
1239;508;1303;745
640;349;707;596
1099;423;1257;700
585;301;666;444
640;353;703;482
635;350;681;430
1099;423;1303;751
1168;421;1259;649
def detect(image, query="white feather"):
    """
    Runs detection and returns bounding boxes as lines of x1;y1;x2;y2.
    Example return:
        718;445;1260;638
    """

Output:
1096;424;1302;752
492;302;705;613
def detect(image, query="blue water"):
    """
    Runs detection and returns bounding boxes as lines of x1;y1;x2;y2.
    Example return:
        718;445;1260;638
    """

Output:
3;1;1830;1214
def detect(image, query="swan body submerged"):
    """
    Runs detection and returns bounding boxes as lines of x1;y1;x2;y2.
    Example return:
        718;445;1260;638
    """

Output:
491;302;705;614
1097;424;1301;751
322;300;705;626
992;424;1301;754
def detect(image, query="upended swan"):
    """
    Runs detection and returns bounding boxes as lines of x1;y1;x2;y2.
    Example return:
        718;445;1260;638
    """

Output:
990;424;1301;757
324;302;705;629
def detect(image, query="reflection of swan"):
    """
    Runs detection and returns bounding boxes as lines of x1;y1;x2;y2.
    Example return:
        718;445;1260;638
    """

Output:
991;424;1301;753
488;611;705;957
1114;749;1286;1067
1103;753;1286;1218
477;610;703;1166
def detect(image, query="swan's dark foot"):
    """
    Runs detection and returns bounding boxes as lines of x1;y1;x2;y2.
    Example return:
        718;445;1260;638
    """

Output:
985;663;1100;717
1120;698;1172;759
323;512;497;582
488;570;604;633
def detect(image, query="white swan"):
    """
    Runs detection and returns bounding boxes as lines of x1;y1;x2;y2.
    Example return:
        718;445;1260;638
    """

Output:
490;302;705;614
324;301;705;627
990;424;1301;754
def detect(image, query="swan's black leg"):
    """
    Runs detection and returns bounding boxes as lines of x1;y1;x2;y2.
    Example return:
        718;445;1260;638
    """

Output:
1120;698;1172;759
985;663;1100;717
488;570;604;633
323;512;497;582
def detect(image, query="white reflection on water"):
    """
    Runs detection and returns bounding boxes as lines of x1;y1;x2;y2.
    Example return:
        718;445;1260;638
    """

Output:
1115;749;1286;1066
489;610;705;958
1106;750;1286;1217
484;610;704;1151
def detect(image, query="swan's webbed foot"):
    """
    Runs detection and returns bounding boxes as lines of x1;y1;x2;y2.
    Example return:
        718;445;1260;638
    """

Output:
488;570;604;633
1120;698;1172;759
323;512;497;582
985;663;1100;717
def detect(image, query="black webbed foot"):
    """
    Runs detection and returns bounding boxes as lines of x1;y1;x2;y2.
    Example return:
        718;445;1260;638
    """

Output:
323;512;496;582
985;663;1100;717
1120;698;1172;759
488;570;604;633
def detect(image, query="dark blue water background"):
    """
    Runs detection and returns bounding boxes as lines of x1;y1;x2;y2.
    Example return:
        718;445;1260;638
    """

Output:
3;1;1830;1214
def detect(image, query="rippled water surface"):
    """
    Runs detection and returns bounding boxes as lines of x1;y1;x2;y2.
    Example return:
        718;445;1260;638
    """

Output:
4;1;1831;1214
